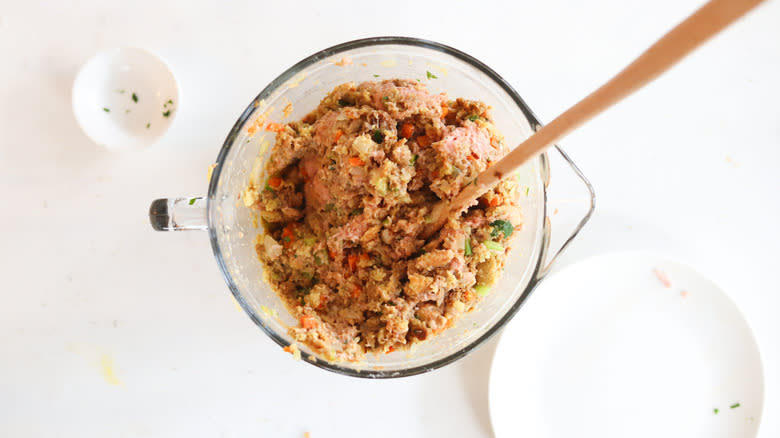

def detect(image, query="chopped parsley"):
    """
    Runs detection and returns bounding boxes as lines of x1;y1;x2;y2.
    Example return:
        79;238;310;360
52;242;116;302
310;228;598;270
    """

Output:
468;115;479;121
328;158;337;171
337;98;349;106
713;408;719;414
525;186;530;196
146;122;150;129
350;208;364;216
730;403;740;409
372;129;385;144
282;236;291;243
426;70;438;79
382;96;390;101
188;198;197;205
131;92;138;103
166;99;173;105
464;238;472;256
102;108;110;112
264;182;275;193
373;74;380;78
490;220;514;239
162;110;171;117
410;154;419;166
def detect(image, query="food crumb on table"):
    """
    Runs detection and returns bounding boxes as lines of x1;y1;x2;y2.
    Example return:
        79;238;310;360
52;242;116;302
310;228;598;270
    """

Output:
680;290;688;298
654;268;671;288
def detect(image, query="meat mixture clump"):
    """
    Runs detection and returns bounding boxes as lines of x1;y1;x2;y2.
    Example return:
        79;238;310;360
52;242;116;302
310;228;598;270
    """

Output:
245;79;522;361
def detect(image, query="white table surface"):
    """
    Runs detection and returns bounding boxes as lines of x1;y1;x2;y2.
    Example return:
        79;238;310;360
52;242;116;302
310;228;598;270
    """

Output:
1;0;778;436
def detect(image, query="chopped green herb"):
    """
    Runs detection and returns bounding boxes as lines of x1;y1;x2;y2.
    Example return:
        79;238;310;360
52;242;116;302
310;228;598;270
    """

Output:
373;74;380;78
490;220;514;239
383;96;390;101
382;217;391;225
410;154;419;166
162;110;171;117
387;301;395;306
426;70;438;79
301;271;313;279
475;284;491;297
146;122;150;129
314;254;324;265
485;241;504;252
188;198;197;205
730;403;740;409
372;129;385;144
131;92;138;103
264;182;275;193
713;408;719;414
302;237;317;245
102;108;110;112
468;115;479;121
282;236;291;243
424;215;432;224
125;109;131;114
116;89;125;94
350;208;364;216
337;98;349;106
464;238;472;256
525;186;530;196
323;203;335;212
167;99;173;105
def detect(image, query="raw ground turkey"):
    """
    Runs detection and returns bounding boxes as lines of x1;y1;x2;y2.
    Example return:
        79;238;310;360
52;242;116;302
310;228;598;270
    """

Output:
244;79;522;362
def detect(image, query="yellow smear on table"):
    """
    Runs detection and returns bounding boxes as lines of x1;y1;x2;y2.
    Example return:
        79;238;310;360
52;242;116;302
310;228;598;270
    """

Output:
380;59;397;68
66;343;124;387
231;295;243;312
100;354;122;386
207;163;217;183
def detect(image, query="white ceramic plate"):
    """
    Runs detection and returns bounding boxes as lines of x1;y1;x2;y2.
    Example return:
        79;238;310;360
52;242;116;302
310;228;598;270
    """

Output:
72;47;178;150
489;252;763;438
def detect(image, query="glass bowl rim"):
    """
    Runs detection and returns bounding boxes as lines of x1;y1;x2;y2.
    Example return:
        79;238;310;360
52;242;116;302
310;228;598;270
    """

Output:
206;36;551;378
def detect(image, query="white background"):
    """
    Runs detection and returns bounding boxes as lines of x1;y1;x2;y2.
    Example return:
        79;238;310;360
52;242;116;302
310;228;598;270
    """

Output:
1;0;778;437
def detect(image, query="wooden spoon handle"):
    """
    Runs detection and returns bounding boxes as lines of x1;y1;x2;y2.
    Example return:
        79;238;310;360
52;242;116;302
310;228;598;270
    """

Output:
422;0;765;238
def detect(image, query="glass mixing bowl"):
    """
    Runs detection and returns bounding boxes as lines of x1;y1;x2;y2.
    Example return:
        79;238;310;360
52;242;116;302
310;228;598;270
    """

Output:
149;37;594;378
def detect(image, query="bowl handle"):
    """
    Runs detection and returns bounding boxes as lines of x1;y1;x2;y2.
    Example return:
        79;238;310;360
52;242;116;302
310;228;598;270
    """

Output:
536;145;595;279
149;197;208;231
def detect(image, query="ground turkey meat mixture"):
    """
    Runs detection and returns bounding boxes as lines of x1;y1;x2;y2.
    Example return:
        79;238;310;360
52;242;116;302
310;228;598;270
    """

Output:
245;79;522;361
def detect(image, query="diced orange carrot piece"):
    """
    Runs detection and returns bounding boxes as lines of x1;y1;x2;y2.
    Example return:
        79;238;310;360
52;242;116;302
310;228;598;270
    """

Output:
417;135;432;147
349;156;365;166
268;177;282;189
300;315;317;329
400;123;415;139
489;196;501;207
347;254;358;271
351;285;362;299
385;346;395;354
440;104;449;118
333;129;343;143
281;224;295;248
265;122;285;132
359;253;370;262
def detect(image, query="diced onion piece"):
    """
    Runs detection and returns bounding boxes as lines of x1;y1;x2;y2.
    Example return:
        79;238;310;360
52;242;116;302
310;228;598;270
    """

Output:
264;234;283;258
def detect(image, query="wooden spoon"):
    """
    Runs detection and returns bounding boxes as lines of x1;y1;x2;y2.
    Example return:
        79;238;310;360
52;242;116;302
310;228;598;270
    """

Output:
421;0;765;239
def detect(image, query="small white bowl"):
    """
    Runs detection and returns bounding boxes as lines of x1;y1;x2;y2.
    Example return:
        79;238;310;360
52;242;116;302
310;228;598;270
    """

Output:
72;47;179;150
